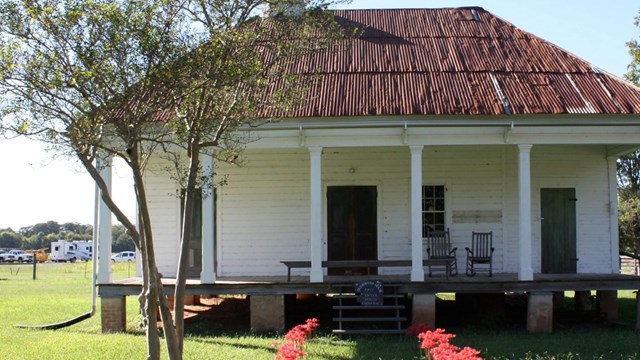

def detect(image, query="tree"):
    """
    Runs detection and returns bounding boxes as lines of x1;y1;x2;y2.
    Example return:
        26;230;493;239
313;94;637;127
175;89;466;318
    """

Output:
626;10;640;84
619;196;640;253
619;9;640;253
112;224;135;252
0;1;348;359
1;1;184;357
159;3;350;351
60;222;92;236
0;230;22;248
19;221;61;237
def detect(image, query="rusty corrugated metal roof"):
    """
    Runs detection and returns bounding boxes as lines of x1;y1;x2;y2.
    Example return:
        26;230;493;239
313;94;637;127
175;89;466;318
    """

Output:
268;7;640;118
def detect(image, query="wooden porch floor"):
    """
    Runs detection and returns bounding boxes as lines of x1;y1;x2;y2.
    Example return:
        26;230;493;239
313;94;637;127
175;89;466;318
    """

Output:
99;272;640;297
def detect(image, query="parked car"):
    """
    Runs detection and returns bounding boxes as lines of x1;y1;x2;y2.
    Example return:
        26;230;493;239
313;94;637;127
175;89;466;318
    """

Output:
8;250;34;263
0;251;15;263
111;251;136;263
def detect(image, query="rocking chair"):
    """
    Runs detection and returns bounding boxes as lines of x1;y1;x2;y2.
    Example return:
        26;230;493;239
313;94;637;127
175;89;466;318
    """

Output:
425;229;458;276
465;231;494;276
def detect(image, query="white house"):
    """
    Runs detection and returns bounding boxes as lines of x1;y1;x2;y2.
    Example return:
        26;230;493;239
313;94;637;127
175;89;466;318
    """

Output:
97;8;640;333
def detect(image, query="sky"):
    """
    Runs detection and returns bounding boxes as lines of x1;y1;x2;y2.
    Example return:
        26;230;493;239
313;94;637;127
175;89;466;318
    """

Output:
0;0;639;230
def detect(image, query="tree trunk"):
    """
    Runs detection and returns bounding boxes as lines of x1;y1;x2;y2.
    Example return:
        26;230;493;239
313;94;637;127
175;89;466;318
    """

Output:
130;148;182;360
138;211;160;360
76;151;167;359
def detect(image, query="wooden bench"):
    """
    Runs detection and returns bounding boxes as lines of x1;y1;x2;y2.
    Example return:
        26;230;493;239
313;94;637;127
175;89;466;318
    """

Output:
281;259;454;282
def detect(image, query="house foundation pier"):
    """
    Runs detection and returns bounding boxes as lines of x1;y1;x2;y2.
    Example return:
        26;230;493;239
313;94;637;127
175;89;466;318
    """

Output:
411;293;436;329
596;290;618;321
250;295;285;332
526;291;553;333
101;296;126;333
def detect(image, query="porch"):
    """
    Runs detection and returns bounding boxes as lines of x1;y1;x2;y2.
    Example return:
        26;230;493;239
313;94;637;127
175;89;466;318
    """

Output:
98;272;640;334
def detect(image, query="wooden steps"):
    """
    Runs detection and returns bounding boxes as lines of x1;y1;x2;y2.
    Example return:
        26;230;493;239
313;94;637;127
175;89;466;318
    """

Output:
331;282;408;335
333;317;408;322
333;305;405;310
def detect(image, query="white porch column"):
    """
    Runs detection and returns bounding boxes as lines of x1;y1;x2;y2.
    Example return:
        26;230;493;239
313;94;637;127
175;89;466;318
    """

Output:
607;156;619;274
410;146;425;281
97;158;113;284
518;144;534;281
201;153;216;283
309;147;324;283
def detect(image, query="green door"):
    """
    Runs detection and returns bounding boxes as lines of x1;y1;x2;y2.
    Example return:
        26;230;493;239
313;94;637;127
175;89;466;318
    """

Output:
541;188;577;273
327;186;377;275
182;190;203;278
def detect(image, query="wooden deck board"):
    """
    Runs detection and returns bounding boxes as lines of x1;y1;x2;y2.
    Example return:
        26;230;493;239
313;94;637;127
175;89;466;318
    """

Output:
98;273;640;297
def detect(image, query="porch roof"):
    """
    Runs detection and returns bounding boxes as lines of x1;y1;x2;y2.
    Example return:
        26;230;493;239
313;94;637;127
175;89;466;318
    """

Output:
267;8;640;118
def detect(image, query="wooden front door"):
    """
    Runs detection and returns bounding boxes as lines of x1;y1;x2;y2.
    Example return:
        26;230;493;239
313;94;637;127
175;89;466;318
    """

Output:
541;188;577;273
327;186;377;275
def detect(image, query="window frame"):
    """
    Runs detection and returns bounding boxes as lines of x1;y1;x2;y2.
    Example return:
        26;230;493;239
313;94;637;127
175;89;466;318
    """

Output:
421;184;446;236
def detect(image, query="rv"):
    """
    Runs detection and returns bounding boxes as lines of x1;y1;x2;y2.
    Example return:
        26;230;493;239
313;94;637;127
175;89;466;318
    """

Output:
72;240;93;260
50;240;80;262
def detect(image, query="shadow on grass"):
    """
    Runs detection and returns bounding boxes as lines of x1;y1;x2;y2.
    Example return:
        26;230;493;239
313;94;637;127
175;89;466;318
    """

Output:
185;329;356;360
178;292;640;360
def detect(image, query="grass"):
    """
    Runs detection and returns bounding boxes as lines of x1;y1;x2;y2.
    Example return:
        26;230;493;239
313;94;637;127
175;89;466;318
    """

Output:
1;263;640;359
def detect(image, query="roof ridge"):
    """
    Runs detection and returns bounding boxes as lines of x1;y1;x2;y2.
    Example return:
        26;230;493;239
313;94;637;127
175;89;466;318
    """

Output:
332;7;486;11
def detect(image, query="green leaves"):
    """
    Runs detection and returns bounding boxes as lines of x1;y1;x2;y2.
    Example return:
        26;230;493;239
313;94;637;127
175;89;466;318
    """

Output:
626;10;640;84
16;120;29;134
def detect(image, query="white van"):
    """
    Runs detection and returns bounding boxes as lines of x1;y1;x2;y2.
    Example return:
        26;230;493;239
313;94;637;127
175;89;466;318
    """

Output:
111;251;136;263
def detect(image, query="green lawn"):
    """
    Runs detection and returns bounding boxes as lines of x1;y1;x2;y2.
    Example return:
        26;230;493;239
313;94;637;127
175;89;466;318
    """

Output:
1;262;640;359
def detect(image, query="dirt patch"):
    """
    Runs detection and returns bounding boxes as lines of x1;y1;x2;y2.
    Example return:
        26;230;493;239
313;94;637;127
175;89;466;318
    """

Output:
182;294;336;333
183;296;250;332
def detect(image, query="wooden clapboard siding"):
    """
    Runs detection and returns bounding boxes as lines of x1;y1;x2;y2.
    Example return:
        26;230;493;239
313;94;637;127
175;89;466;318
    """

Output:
424;146;505;273
218;149;309;276
323;148;409;274
143;144;613;278
144;156;182;276
532;145;611;273
215;146;510;277
503;145;611;274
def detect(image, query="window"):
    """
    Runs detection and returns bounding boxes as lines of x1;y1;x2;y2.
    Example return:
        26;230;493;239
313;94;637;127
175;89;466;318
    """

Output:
422;185;445;236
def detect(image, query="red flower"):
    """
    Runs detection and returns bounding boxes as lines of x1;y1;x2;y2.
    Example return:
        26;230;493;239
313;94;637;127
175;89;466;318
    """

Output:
456;347;482;360
275;342;306;360
418;328;455;350
303;318;319;334
284;325;306;345
274;318;320;360
416;328;483;360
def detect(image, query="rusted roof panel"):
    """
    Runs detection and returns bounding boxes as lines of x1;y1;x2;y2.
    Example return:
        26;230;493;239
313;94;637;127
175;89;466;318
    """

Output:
272;8;640;118
287;37;595;74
